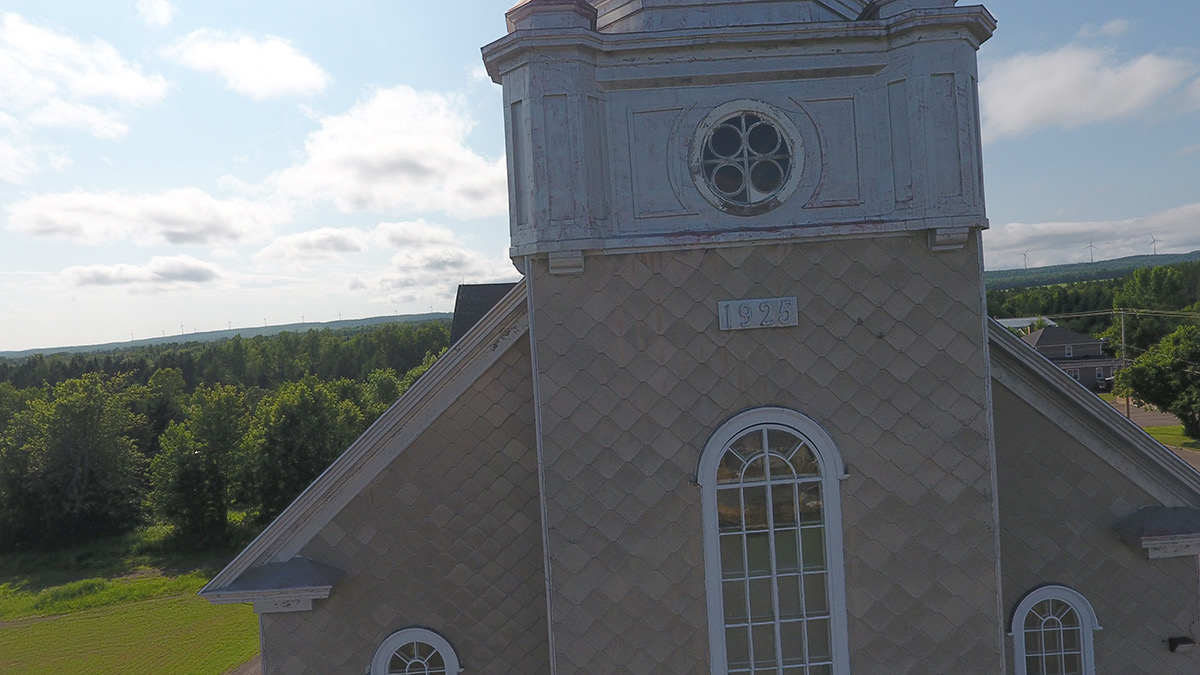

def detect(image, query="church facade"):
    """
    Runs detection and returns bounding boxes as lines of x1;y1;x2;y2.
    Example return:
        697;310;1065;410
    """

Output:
202;1;1200;673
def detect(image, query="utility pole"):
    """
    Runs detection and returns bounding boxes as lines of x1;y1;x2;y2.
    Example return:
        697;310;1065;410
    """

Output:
1122;311;1130;419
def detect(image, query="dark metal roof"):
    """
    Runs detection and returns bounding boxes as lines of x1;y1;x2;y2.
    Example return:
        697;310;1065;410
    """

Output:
450;282;520;344
1021;325;1101;348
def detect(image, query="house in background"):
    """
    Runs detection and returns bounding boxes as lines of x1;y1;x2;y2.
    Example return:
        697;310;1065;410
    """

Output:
1022;325;1123;390
995;316;1057;335
201;1;1200;673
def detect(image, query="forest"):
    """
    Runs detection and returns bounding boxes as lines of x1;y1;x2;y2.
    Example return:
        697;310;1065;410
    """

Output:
0;321;449;551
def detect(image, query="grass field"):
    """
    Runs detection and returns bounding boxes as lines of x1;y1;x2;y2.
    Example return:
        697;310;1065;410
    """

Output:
0;527;259;675
1143;425;1200;452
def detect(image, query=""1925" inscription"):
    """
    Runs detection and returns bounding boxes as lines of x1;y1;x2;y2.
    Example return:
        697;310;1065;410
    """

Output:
718;297;798;331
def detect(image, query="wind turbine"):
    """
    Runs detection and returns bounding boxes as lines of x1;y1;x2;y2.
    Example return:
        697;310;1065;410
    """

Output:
1150;234;1159;255
1086;240;1097;264
1021;249;1029;269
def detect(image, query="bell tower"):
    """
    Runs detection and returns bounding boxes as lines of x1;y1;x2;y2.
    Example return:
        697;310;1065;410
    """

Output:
484;0;1001;671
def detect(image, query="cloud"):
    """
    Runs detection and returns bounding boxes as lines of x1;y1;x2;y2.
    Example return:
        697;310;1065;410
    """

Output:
1179;142;1200;157
0;112;40;182
1076;19;1129;40
980;45;1195;141
64;255;223;288
163;29;329;99
0;12;167;180
257;227;371;262
984;202;1200;269
376;219;458;248
136;0;174;28
5;188;291;245
269;86;507;218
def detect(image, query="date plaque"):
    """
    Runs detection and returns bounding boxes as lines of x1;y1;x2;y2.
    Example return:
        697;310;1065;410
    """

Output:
718;297;798;331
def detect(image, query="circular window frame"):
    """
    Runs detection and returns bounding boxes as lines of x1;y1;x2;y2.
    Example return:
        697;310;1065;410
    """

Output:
370;627;462;675
689;100;805;217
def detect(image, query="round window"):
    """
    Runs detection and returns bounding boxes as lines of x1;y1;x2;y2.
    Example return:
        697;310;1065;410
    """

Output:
691;103;803;216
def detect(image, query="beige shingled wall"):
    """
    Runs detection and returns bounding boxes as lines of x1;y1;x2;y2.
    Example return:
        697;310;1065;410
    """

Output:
529;232;1003;672
260;339;551;675
993;383;1200;674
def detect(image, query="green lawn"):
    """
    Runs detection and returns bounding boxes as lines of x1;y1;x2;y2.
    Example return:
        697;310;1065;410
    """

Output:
0;595;257;675
0;528;259;674
1144;425;1200;452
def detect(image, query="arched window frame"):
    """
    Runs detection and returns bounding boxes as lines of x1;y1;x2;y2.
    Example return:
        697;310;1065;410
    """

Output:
370;627;462;675
1010;584;1101;675
697;406;850;674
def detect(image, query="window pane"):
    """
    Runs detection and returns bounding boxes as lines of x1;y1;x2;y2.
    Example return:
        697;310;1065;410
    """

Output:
779;620;806;663
777;574;802;619
772;483;798;527
726;626;751;670
768;454;794;481
731;430;763;461
803;572;828;615
774;529;799;574
787;443;820;477
744;486;769;529
718;450;744;484
749;577;774;620
718;489;743;531
801;527;826;571
1062;652;1082;675
724;580;748;622
721;534;745;578
798;485;823;525
744;456;767;482
752;623;777;668
807;618;831;662
746;532;771;575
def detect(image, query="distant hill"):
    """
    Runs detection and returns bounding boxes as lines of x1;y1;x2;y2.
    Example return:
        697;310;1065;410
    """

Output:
0;313;451;361
984;251;1200;291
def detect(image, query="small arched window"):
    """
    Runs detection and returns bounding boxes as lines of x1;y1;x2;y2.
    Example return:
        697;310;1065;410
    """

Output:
698;407;849;674
370;627;462;675
1011;585;1101;675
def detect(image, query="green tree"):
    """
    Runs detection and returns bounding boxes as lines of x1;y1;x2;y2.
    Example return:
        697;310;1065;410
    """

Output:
1115;325;1200;437
0;374;143;547
246;378;363;521
148;384;248;542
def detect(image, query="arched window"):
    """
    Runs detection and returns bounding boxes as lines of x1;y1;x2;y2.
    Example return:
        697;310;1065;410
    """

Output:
698;407;849;674
370;627;462;675
1011;585;1101;675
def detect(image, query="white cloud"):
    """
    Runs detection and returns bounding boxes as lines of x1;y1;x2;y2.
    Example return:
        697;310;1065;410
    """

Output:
257;227;371;262
64;255;223;288
980;45;1195;141
0;13;167;180
984;202;1200;269
376;219;458;248
269;86;508;218
1076;19;1129;40
136;0;174;28
163;29;329;99
26;99;128;138
5;188;291;245
1179;142;1200;156
0;112;40;182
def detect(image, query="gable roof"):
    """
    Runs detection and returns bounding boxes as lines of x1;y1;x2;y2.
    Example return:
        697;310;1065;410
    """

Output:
1022;325;1102;348
449;282;520;344
990;319;1200;506
200;280;531;602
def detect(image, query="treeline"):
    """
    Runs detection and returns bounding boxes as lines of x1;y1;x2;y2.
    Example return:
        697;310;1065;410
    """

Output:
988;260;1200;352
987;259;1200;436
0;321;449;551
984;250;1200;291
0;321;448;391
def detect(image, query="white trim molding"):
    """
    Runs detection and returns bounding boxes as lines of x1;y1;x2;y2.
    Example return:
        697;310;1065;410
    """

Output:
370;627;463;675
1010;584;1101;675
698;406;850;674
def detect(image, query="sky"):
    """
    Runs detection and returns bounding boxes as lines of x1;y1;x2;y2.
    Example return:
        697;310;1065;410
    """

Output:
0;1;1197;351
